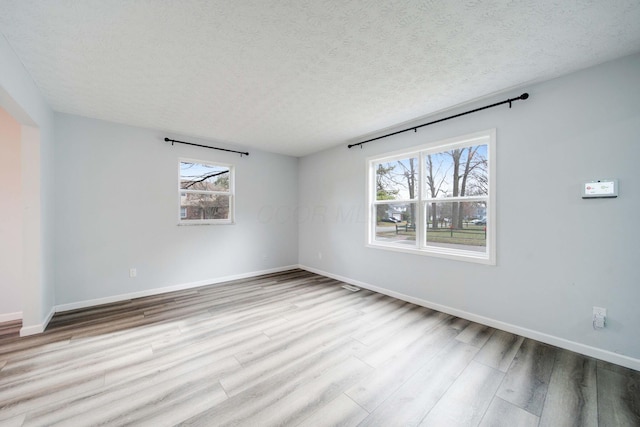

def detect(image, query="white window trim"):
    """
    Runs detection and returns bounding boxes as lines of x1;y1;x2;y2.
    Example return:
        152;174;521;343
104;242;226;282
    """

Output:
178;157;235;225
366;129;496;265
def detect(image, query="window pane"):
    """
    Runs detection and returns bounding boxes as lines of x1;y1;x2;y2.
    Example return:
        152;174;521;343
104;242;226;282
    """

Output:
374;203;417;246
375;157;418;200
425;201;486;252
180;193;230;220
424;144;488;198
180;162;230;191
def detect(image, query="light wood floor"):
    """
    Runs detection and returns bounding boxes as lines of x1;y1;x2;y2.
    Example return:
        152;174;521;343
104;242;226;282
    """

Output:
0;269;638;426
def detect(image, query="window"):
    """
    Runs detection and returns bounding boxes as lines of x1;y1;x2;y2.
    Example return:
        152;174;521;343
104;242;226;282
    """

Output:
179;159;234;224
368;129;495;264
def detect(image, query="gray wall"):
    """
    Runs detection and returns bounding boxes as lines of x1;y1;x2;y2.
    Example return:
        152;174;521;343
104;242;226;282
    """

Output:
54;114;299;305
298;54;640;363
3;31;639;368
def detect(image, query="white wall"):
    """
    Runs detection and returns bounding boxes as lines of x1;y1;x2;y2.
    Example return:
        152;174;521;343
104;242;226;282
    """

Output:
54;114;299;305
298;53;640;368
0;34;56;333
0;107;22;320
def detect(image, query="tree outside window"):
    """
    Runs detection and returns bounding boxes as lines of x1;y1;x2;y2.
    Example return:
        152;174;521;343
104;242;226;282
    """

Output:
368;130;495;264
179;160;234;224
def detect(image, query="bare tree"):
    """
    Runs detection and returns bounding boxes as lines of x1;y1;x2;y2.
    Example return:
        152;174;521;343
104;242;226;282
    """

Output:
448;146;487;228
180;163;231;220
375;160;417;223
374;146;487;230
449;149;463;228
396;159;417;224
376;164;398;200
425;154;448;229
181;170;228;189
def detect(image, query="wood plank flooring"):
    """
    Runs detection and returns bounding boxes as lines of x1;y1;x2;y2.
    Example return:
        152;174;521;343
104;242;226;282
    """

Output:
0;269;638;426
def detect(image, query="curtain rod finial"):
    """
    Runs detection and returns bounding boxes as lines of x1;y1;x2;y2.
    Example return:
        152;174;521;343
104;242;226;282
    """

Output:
520;93;529;100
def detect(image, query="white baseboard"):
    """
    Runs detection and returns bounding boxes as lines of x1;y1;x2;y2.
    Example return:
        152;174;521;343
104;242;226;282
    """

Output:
298;264;640;372
20;306;55;337
0;311;22;322
55;265;299;313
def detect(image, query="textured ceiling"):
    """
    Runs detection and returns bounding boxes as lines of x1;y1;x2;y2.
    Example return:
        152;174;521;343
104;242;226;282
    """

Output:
1;1;640;157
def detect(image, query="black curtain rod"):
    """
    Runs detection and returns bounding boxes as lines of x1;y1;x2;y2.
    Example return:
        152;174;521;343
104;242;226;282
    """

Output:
348;93;529;149
164;137;249;157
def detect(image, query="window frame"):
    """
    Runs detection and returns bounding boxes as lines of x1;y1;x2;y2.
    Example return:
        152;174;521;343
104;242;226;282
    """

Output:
366;129;496;265
178;157;235;225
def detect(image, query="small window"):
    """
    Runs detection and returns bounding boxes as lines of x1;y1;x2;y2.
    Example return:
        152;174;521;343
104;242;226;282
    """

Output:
179;159;234;224
368;129;495;264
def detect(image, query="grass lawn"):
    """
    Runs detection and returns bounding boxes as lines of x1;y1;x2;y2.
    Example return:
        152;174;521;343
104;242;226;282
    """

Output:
426;227;486;246
377;222;486;247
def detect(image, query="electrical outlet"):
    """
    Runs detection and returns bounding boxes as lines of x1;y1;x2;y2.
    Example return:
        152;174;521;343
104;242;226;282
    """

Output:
593;306;606;329
129;268;137;278
593;306;607;317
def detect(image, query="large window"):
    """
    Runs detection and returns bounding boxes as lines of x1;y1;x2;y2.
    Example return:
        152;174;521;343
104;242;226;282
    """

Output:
179;159;234;224
368;129;495;264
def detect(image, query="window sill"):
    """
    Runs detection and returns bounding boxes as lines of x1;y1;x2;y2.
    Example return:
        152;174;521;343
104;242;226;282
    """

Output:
178;220;235;226
366;242;495;265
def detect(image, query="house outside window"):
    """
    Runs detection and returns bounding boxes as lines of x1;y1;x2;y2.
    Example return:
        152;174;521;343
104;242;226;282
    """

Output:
367;129;495;264
179;159;234;224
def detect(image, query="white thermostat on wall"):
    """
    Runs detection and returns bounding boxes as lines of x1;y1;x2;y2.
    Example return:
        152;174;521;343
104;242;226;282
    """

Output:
582;179;618;199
